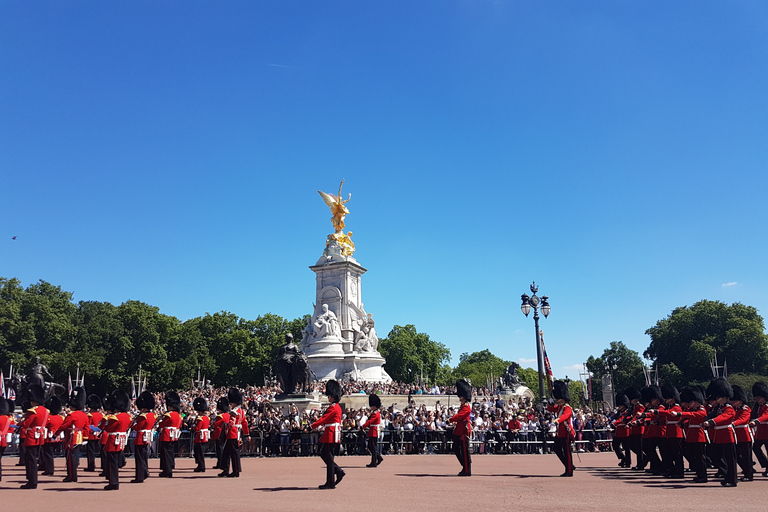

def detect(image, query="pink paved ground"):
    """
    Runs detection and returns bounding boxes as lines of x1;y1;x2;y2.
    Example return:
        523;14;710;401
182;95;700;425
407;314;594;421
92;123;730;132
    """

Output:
1;453;762;511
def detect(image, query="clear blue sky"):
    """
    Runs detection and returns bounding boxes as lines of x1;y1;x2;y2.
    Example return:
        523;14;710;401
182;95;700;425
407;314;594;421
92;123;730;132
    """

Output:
2;2;767;382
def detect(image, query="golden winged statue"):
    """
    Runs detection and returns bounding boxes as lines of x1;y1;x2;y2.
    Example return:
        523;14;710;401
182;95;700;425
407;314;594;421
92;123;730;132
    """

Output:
318;179;351;234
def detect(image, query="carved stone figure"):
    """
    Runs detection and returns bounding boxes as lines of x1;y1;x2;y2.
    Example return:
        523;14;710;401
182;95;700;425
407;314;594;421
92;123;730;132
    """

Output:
274;333;311;395
313;304;342;339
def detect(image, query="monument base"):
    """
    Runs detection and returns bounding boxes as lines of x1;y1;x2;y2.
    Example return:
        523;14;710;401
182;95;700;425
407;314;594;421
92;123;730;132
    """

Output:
306;351;392;383
270;393;324;415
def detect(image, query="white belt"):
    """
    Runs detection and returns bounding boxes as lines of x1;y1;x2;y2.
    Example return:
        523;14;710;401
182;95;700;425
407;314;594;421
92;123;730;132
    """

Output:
667;421;679;425
689;425;704;428
734;425;749;429
713;425;733;430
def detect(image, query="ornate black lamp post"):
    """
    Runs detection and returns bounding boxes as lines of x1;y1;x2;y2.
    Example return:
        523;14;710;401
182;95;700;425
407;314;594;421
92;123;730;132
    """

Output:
520;282;551;405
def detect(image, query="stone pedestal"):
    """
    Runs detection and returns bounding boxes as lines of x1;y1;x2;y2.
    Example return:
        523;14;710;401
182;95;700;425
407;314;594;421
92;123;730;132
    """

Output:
270;393;324;415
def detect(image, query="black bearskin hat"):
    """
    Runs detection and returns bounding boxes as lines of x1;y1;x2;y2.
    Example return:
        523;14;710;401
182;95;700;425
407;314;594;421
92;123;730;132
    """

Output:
87;394;102;411
680;386;704;405
640;385;663;404
217;397;229;412
193;397;208;412
70;386;87;411
27;384;45;404
731;384;748;403
706;377;733;400
368;393;382;408
661;383;680;404
325;380;342;403
165;391;181;410
616;393;630;409
553;380;571;403
0;398;9;416
623;387;641;401
227;387;243;405
110;389;130;413
45;395;63;415
136;391;156;411
456;379;472;401
752;382;768;401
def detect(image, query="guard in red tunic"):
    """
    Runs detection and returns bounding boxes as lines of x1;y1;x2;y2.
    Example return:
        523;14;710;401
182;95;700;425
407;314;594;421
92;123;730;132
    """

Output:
548;380;575;477
103;390;131;490
98;398;113;478
211;397;229;470
20;384;49;489
84;394;102;472
673;386;708;483
311;380;345;489
611;393;631;468
361;393;383;467
638;385;665;475
192;397;210;472
730;385;754;481
0;398;15;482
131;391;156;483
219;388;249;478
750;382;768;477
702;378;737;487
42;396;64;476
448;379;473;476
158;391;182;478
657;384;684;478
54;387;89;483
624;386;645;470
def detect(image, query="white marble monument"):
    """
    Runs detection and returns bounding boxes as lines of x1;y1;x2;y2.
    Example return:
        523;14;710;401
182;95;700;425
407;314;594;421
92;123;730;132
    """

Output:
301;181;392;383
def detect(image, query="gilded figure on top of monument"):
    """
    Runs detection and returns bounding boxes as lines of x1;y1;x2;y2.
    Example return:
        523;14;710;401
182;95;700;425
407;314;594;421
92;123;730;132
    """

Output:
318;179;351;234
318;179;356;259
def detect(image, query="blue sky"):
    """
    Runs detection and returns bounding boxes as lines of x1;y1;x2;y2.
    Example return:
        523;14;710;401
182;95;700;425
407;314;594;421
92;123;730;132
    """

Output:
2;2;767;382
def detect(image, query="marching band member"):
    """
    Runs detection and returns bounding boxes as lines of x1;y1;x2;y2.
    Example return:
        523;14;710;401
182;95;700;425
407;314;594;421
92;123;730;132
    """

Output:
219;388;248;478
750;381;768;477
84;394;102;472
131;391;156;483
548;380;575;477
192;397;210;473
311;380;344;489
0;398;15;482
103;390;131;490
448;379;473;477
361;393;383;467
211;397;229;470
157;391;182;478
702;377;737;487
42;396;64;476
730;385;754;481
20;384;48;489
54;387;89;483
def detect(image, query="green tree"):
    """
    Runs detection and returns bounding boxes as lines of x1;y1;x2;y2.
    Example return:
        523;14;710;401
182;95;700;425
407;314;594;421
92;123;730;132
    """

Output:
453;349;511;389
379;324;451;384
586;341;646;402
645;300;768;382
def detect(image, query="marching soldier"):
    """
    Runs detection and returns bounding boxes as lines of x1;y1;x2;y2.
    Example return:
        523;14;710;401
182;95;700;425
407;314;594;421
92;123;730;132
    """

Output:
673;386;709;483
54;387;89;483
731;385;754;481
192;397;210;472
20;384;48;489
611;393;631;468
219;388;248;478
624;387;645;470
211;397;229;470
42;396;64;476
98;397;113;478
548;380;575;477
361;393;383;467
103;390;131;490
0;398;15;482
638;385;665;475
657;384;684;478
750;381;768;477
157;391;182;478
448;379;473;477
131;391;156;483
311;380;344;489
702;377;737;487
84;394;102;472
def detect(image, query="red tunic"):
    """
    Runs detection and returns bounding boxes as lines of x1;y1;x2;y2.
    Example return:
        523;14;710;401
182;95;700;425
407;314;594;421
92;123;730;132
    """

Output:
132;412;156;446
103;412;132;452
99;415;111;446
449;403;473;438
612;410;630;438
548;403;575;438
733;405;753;443
158;411;183;442
21;405;49;447
658;405;683;439
708;403;736;444
679;406;708;443
45;414;65;444
194;415;210;443
226;406;249;440
753;404;768;440
86;411;102;441
642;406;666;439
56;410;89;449
311;402;342;444
361;410;381;438
212;412;230;440
0;415;14;447
629;403;645;435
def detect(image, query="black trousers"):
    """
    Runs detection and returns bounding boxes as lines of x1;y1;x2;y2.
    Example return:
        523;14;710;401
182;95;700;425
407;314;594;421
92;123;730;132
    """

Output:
661;437;684;477
753;439;768;469
452;433;471;475
134;444;149;481
687;442;708;481
319;442;342;486
85;439;99;470
64;445;80;481
643;437;662;472
194;442;206;470
367;436;380;466
18;443;26;466
711;443;737;485
159;440;176;476
43;442;61;474
553;436;573;475
221;438;241;476
214;437;225;468
612;437;630;465
736;440;754;480
25;445;40;487
628;434;644;468
106;451;121;487
0;446;5;481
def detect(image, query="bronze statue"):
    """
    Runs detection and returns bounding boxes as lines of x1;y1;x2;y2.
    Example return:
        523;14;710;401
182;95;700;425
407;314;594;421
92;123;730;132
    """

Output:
274;333;311;395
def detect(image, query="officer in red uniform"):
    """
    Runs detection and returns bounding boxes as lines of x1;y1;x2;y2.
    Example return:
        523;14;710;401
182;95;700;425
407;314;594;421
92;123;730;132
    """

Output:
448;379;473;476
20;384;49;489
702;377;737;487
98;398;113;477
219;388;249;478
361;393;383;467
611;393;631;467
548;380;575;477
637;385;665;475
211;397;229;470
672;386;708;483
730;385;754;481
103;390;131;490
750;381;768;477
311;380;344;489
624;387;645;470
656;384;684;478
54;387;89;483
84;394;102;472
0;398;15;482
192;397;210;472
157;391;182;478
130;391;156;483
42;396;64;476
